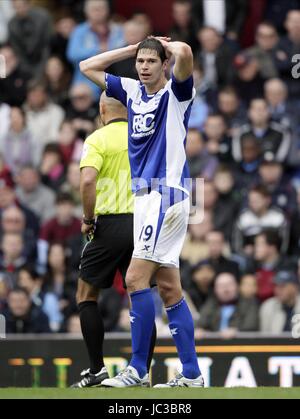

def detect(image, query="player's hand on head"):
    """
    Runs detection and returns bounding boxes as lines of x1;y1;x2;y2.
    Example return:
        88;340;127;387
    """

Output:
150;36;172;59
148;35;171;41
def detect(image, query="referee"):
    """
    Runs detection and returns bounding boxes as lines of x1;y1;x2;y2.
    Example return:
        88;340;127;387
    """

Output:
72;93;155;388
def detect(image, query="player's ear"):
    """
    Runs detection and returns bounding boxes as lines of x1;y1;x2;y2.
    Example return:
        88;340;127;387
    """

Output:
162;59;169;72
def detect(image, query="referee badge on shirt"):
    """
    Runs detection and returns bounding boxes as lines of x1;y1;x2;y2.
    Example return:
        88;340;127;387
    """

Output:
81;143;90;160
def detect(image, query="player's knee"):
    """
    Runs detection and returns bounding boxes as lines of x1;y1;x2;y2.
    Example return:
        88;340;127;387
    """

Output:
125;270;145;293
158;281;182;307
158;284;173;305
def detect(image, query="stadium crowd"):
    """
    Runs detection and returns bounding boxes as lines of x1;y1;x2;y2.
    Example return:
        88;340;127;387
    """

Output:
1;0;300;338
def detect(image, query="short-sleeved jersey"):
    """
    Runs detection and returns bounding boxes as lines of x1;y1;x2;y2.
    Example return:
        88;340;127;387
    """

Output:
80;120;134;215
105;73;195;194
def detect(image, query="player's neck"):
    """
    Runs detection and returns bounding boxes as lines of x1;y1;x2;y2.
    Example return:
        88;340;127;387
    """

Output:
144;77;168;95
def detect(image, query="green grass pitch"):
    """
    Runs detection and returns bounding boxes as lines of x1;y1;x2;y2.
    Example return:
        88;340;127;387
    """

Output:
0;388;300;399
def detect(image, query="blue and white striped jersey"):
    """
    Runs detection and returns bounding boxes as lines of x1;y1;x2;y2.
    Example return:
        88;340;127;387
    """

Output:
105;73;195;194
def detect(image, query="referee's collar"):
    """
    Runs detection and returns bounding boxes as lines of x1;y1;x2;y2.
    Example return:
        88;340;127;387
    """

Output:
106;118;128;126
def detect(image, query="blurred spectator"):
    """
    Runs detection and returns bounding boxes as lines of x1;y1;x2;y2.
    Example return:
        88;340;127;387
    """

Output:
15;166;56;223
99;288;124;332
289;188;300;257
0;107;36;174
17;266;62;332
188;95;209;131
0;206;37;264
245;22;280;80
192;0;248;40
198;272;259;337
0;0;15;44
0;274;10;312
217;87;247;132
117;307;131;333
67;0;125;99
0;154;14;189
240;274;258;300
276;10;300;101
196;26;234;88
206;230;240;278
260;270;300;333
0;179;40;239
50;17;77;65
0;233;26;286
232;98;292;164
234;185;289;255
0;103;11;143
201;180;237;242
181;211;213;265
204;114;232;163
66;83;98;140
254;231;284;302
9;0;53;77
214;166;241;227
258;158;297;216
65;314;81;334
1;287;51;333
38;193;81;274
44;56;71;107
131;11;153;37
57;120;83;166
43;243;77;318
40;144;65;191
186;129;218;179
193;62;218;111
234;134;261;192
233;53;266;105
0;45;31;107
108;20;148;79
39;193;81;246
186;261;216;311
169;0;198;52
24;80;65;157
264;0;300;34
264;78;299;130
60;162;82;218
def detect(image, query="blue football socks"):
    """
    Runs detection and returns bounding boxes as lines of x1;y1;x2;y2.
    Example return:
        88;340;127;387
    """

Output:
129;289;155;378
166;298;201;379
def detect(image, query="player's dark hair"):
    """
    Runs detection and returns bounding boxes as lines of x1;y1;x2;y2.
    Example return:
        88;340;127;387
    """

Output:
136;38;167;63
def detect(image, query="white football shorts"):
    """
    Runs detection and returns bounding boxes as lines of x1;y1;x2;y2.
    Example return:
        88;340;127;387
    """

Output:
132;188;190;268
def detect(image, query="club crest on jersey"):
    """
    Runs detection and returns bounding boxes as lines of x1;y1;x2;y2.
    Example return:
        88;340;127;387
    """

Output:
132;113;156;139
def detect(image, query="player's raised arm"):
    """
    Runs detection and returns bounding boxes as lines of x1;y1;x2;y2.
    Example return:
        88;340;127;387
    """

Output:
159;39;193;82
79;44;139;89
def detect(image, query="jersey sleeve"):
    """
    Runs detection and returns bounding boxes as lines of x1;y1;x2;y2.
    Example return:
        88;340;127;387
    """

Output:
170;73;195;102
105;73;139;106
80;133;104;172
105;73;127;106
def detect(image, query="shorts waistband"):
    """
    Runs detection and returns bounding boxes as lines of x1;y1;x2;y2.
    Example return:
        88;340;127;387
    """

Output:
96;213;133;222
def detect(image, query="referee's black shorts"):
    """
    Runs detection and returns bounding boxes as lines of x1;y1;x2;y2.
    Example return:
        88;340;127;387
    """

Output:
79;214;133;289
